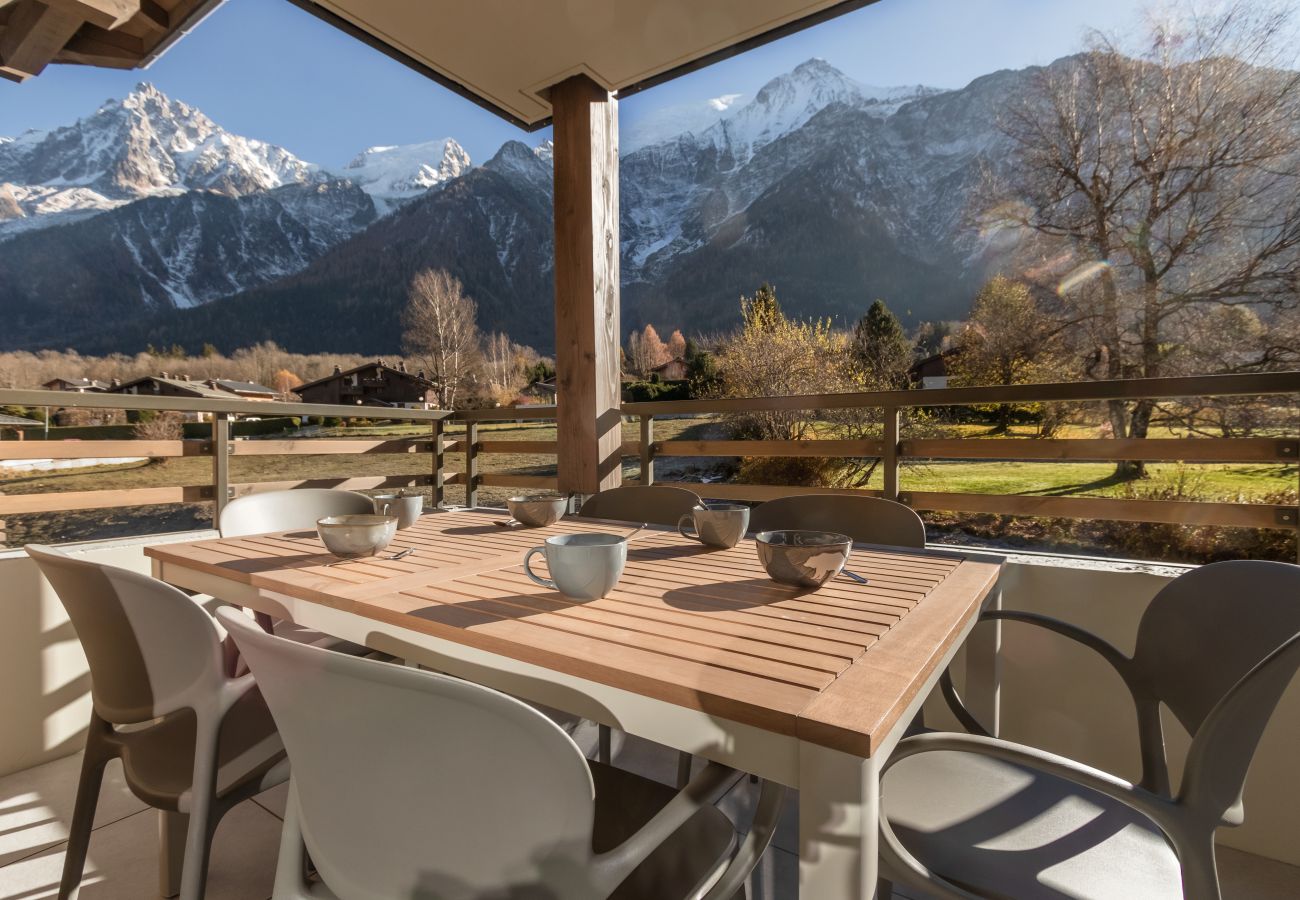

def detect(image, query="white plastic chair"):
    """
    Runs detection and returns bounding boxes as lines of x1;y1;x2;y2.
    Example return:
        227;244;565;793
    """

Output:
748;494;926;547
27;545;289;900
218;606;785;900
883;559;1300;900
579;485;701;526
219;488;378;655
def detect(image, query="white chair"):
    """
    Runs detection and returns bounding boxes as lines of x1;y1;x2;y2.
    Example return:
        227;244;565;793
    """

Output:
218;606;784;899
883;560;1300;900
748;494;925;547
219;488;378;655
579;485;701;527
27;545;289;900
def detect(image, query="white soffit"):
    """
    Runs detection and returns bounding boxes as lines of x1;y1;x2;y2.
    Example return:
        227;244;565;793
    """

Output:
291;0;877;129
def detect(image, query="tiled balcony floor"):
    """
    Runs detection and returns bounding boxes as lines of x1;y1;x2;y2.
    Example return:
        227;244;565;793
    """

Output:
2;731;1298;899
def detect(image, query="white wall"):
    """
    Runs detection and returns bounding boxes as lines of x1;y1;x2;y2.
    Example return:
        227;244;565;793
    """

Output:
0;533;215;778
2;538;1297;864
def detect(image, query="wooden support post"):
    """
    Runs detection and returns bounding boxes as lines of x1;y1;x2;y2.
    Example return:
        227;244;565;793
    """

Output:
640;415;654;485
550;74;622;496
0;0;83;80
432;419;445;509
465;422;479;508
211;413;230;524
881;406;900;502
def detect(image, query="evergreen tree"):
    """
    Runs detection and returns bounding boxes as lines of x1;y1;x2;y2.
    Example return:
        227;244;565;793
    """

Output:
851;299;913;388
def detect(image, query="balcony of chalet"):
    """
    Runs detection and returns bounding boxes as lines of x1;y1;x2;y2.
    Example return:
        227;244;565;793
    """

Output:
1;1;1299;898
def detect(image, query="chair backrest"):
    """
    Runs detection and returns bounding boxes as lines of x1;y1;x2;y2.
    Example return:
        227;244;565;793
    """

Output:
578;485;701;527
747;494;926;548
217;607;601;900
219;488;374;537
26;545;224;724
1132;560;1300;820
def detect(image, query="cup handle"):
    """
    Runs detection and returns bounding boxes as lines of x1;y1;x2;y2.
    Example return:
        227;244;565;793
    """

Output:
380;502;391;516
678;513;699;542
523;547;556;590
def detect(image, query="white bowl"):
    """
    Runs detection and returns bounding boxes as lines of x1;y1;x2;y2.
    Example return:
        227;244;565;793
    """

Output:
317;514;398;559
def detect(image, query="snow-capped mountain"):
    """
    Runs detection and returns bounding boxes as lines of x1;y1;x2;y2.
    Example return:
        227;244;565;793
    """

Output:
0;83;318;235
339;137;471;212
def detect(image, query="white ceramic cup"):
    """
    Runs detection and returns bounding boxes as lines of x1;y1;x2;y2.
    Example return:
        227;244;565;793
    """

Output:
678;502;750;549
372;494;423;530
523;533;627;600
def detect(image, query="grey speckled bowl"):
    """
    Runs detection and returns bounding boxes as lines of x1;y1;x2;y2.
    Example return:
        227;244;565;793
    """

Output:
317;514;398;559
755;530;852;589
507;494;568;527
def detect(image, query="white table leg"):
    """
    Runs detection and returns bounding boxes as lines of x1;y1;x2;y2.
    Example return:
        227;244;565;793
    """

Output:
964;583;1003;736
798;742;881;899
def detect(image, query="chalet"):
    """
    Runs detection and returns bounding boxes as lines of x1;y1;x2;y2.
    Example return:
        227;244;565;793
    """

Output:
107;374;231;421
296;362;438;408
206;379;278;400
908;348;963;389
41;377;107;393
649;357;689;381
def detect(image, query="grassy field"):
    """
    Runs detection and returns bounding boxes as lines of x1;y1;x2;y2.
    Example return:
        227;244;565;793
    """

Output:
2;416;1295;548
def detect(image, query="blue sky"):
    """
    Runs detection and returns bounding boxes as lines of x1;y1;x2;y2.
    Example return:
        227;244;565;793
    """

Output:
0;0;1143;168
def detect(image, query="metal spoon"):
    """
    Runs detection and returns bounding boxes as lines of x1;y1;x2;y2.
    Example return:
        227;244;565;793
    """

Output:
840;569;869;585
325;547;414;567
623;523;648;543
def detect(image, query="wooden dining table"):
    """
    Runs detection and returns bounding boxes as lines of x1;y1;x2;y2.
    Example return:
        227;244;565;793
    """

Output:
147;507;1003;899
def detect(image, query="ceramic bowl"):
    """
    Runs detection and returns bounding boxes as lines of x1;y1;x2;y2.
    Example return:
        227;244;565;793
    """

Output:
754;530;852;588
506;494;568;527
317;514;398;559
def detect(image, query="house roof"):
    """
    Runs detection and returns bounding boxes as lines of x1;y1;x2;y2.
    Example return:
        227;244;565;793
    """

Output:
651;357;688;371
42;377;108;389
296;362;435;393
209;379;277;395
107;375;231;399
0;413;42;427
4;0;879;128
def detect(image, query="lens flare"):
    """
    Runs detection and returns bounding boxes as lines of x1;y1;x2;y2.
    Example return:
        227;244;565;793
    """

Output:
1057;260;1111;296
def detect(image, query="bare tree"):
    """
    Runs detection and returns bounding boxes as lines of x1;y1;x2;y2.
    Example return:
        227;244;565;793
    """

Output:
986;1;1300;474
402;269;480;408
480;332;532;404
626;324;670;376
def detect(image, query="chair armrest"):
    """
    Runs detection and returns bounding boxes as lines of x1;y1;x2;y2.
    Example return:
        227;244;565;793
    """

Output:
702;779;787;900
592;761;744;891
879;732;1183;900
941;610;1137;737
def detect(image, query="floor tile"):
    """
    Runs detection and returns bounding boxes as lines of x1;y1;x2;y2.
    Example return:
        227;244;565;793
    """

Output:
5;799;281;899
0;755;145;868
1218;845;1300;900
251;782;288;821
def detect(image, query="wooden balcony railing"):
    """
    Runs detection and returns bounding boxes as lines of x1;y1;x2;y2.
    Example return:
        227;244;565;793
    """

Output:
1;372;1297;550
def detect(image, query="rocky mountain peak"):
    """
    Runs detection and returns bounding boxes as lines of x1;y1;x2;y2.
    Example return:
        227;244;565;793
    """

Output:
339;137;471;211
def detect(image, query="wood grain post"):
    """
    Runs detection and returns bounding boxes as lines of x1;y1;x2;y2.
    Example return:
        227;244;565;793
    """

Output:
465;421;479;508
550;74;623;496
211;413;231;524
640;415;654;485
881;406;900;502
432;419;446;508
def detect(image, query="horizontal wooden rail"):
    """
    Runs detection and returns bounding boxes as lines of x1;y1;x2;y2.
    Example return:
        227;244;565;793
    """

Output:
902;490;1296;529
476;473;561;490
656;439;886;458
476;441;557;455
0;440;202;459
223;439;433;456
670;481;884;502
226;475;434;500
622;371;1300;416
454;406;557;422
0;486;196;515
902;438;1297;462
0;388;451;421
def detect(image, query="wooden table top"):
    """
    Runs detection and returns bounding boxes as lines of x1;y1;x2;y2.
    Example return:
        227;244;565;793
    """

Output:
147;508;1001;756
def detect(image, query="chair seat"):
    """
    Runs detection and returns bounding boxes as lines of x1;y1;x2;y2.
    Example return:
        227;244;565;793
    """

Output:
883;750;1183;900
590;761;737;899
115;686;289;813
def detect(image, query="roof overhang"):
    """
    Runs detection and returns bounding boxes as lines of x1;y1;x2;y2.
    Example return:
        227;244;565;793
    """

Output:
3;0;878;127
287;0;878;129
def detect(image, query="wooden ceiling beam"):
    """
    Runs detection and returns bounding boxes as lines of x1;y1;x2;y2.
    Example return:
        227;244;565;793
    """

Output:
44;0;143;31
58;21;141;66
0;0;85;80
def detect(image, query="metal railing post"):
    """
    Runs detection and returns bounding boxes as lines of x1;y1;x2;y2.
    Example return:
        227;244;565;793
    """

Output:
640;415;655;486
465;421;479;508
211;412;231;523
881;406;900;502
432;419;446;509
